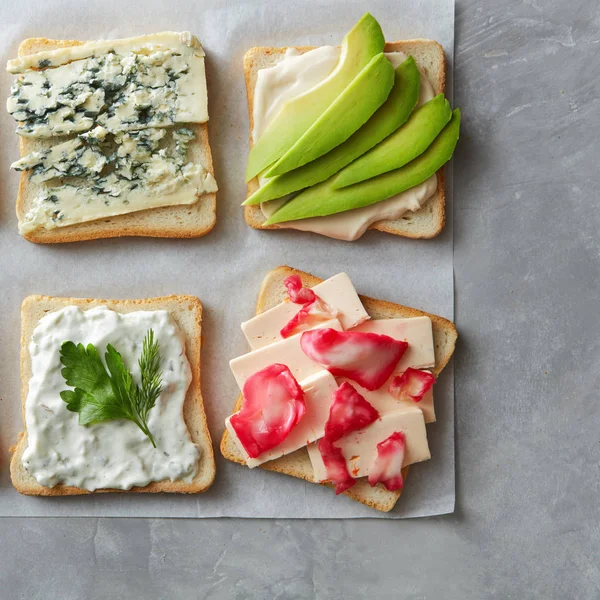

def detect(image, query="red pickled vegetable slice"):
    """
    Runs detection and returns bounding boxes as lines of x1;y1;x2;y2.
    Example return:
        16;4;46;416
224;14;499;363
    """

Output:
318;381;380;494
317;438;356;495
368;431;406;491
300;328;408;391
283;274;316;304
230;364;306;459
280;299;336;338
325;381;380;441
280;275;337;338
389;368;436;403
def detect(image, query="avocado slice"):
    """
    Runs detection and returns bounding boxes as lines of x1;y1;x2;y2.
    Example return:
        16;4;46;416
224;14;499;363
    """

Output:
263;109;460;225
245;13;385;182
333;94;453;188
263;53;395;178
243;56;420;206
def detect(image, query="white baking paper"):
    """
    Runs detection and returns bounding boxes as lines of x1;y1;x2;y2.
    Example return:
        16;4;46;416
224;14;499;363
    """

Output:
0;0;454;518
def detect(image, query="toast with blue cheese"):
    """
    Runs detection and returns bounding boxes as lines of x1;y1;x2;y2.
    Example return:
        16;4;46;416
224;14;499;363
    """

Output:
220;266;457;512
10;294;215;495
243;41;447;240
11;36;217;243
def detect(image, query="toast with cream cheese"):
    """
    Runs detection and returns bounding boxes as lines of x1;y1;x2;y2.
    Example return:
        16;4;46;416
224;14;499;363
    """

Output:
11;294;215;496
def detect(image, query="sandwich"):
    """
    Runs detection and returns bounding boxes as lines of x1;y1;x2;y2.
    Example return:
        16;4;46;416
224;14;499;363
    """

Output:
6;32;217;243
220;267;457;512
11;294;215;495
242;13;460;241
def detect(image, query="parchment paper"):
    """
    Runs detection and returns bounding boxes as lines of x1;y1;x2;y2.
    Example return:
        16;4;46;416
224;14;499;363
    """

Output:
0;0;454;518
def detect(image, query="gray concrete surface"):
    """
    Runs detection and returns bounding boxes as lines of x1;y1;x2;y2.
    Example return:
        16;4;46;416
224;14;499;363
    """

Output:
0;0;599;598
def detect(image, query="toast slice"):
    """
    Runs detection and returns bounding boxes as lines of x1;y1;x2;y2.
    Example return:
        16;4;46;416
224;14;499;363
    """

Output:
14;37;217;243
11;294;216;496
243;41;446;239
220;266;457;512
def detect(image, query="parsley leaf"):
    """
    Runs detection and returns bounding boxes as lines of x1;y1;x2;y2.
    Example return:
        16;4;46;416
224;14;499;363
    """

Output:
59;329;163;447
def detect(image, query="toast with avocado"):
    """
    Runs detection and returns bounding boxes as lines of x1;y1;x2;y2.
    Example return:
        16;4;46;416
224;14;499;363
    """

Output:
243;20;453;241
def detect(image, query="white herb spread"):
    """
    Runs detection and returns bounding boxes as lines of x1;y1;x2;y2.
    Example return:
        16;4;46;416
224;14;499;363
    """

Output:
22;306;200;491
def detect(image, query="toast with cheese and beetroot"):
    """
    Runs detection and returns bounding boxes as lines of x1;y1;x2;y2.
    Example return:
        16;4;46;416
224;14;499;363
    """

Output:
242;13;460;242
11;295;215;496
7;33;217;243
220;267;457;512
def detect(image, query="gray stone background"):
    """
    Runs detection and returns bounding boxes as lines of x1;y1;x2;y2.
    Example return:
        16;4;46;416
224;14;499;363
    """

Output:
0;0;598;598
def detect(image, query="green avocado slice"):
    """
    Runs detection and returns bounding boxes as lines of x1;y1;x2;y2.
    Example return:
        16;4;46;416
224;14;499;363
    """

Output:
245;13;385;182
263;52;395;178
243;56;420;206
263;109;460;225
333;94;453;188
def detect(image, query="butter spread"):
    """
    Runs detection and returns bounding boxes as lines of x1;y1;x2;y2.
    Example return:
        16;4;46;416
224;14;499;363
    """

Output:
23;306;200;491
226;370;338;467
253;48;437;240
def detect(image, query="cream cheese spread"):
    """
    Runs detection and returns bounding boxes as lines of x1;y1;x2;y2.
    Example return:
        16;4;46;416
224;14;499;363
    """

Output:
22;306;200;491
253;48;437;240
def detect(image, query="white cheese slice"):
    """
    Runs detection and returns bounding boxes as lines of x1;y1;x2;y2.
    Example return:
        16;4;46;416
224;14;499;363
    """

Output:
307;406;430;483
351;317;435;372
11;132;107;184
225;370;338;468
336;371;435;424
241;272;369;349
229;318;342;391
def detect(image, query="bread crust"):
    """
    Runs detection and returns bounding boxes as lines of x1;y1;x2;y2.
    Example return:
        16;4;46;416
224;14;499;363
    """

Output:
13;37;217;243
11;294;216;496
243;40;447;239
220;266;457;512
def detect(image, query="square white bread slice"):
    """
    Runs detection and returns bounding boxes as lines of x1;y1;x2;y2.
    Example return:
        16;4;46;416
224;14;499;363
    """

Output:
220;266;457;512
14;37;217;244
11;294;216;496
243;41;446;239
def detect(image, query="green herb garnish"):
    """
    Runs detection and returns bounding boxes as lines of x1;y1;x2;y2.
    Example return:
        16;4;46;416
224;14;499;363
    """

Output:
59;329;163;447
